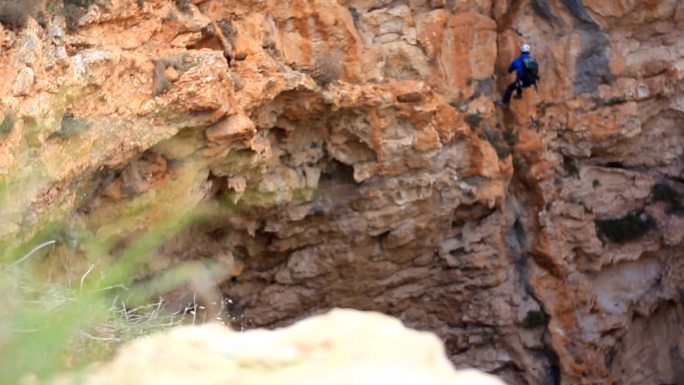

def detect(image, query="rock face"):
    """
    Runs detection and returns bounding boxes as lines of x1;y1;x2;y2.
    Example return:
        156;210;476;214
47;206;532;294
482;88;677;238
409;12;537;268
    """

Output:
55;309;506;385
0;1;683;385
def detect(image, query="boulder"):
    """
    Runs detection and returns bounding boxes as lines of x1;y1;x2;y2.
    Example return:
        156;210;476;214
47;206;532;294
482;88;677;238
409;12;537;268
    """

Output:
55;309;506;385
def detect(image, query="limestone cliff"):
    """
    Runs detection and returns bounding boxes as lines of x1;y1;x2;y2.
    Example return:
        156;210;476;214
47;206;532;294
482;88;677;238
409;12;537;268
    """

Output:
0;0;683;384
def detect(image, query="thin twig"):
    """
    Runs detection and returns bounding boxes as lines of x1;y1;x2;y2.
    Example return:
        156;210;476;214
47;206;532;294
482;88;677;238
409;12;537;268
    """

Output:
122;301;130;322
192;291;197;325
78;331;122;342
80;264;95;289
9;240;57;267
126;303;163;314
96;284;129;292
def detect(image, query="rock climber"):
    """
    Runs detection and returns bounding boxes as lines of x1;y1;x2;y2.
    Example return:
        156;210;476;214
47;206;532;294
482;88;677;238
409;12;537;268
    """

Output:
496;44;539;108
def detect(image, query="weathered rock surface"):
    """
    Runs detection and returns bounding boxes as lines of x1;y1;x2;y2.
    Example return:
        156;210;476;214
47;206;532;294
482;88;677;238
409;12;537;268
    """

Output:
1;1;683;385
54;309;506;385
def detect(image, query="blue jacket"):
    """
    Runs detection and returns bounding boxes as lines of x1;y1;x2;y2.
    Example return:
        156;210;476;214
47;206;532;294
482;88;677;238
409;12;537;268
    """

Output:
508;53;531;79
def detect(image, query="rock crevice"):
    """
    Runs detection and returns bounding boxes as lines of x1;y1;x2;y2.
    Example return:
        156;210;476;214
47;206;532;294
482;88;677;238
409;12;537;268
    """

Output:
0;1;683;384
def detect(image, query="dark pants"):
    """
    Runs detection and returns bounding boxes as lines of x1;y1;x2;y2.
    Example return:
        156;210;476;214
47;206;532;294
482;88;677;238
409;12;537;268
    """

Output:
502;79;525;104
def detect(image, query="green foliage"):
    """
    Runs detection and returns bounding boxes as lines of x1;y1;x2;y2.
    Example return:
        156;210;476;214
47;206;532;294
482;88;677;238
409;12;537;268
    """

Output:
595;211;656;243
503;127;517;147
160;52;198;73
174;0;192;13
562;155;579;177
64;0;96;32
49;113;92;139
153;53;199;95
0;110;16;136
651;181;682;205
311;50;344;87
218;18;238;45
0;100;301;383
464;113;483;129
0;207;209;384
537;101;549;116
522;310;547;329
483;129;511;160
153;60;173;96
512;155;529;172
0;0;32;29
651;181;684;215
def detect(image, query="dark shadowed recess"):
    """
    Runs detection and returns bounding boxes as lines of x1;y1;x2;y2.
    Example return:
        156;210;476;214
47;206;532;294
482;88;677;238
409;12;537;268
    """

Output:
560;0;594;23
531;0;559;24
560;0;613;95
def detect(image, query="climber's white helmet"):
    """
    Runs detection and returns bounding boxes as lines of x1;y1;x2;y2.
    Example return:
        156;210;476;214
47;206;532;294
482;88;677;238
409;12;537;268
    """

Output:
520;44;531;53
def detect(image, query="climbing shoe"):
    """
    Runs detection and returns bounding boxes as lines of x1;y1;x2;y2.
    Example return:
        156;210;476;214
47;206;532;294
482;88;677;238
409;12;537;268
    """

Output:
513;94;523;99
495;100;508;108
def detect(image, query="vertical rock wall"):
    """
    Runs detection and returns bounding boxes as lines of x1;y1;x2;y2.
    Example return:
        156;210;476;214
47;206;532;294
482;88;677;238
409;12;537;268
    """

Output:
0;1;682;384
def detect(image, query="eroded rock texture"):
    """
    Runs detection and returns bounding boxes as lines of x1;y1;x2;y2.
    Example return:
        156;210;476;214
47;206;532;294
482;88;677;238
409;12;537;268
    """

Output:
0;0;683;384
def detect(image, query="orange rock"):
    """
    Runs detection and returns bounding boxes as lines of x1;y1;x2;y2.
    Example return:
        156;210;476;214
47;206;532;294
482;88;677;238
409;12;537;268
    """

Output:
437;12;497;100
413;126;441;152
164;66;179;82
205;114;256;145
1;2;682;385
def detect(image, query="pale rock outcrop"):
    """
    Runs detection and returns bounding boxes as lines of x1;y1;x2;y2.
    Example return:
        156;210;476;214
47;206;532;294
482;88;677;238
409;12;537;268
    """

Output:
0;0;683;385
54;309;506;385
